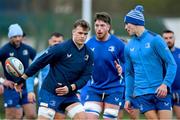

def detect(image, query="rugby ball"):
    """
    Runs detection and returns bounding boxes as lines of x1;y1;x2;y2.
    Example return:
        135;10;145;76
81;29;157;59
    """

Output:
5;57;24;77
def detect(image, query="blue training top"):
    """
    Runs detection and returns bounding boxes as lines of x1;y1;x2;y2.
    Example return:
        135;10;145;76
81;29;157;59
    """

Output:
86;34;125;94
171;47;180;91
25;39;94;95
124;29;177;101
0;42;36;83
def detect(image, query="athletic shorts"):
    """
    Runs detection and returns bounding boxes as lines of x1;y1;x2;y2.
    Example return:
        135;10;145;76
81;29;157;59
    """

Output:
80;85;88;105
172;90;180;106
119;97;139;110
84;89;123;106
3;87;29;107
136;94;172;113
38;89;80;114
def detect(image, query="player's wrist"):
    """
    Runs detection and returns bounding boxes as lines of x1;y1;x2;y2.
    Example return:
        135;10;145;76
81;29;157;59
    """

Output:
0;77;5;84
67;84;73;93
21;74;28;79
16;77;26;85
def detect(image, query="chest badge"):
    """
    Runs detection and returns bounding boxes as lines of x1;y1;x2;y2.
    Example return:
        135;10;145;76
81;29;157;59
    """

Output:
108;46;115;52
84;54;89;61
23;49;28;55
145;42;150;48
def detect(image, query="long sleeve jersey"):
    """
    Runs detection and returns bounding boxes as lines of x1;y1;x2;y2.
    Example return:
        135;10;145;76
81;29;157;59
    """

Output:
124;30;177;101
26;49;50;93
0;42;36;83
171;47;180;91
25;39;94;95
86;34;125;94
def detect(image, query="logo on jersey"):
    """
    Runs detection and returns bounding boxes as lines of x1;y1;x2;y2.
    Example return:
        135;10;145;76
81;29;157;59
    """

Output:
9;52;14;56
145;42;150;48
49;100;56;107
91;48;95;51
164;102;170;106
115;97;119;102
108;46;115;52
23;49;28;55
7;99;13;105
67;53;72;58
84;54;89;61
130;48;135;52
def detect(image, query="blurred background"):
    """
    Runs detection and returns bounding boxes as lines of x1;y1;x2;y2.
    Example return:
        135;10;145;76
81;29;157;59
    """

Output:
0;0;180;118
0;0;180;50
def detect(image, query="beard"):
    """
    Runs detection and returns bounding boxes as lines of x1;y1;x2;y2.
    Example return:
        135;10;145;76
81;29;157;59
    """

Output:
167;42;174;50
11;41;21;48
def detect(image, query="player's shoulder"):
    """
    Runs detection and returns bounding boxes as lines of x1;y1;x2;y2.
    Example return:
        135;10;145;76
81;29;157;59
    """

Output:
85;36;97;48
61;39;73;46
110;34;125;44
144;30;161;42
143;30;163;44
87;36;96;42
51;39;69;49
50;39;72;53
146;30;158;37
175;47;180;52
21;43;36;50
0;42;11;52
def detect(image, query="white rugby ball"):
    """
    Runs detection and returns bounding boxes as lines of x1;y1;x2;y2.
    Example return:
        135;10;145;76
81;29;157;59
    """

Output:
5;57;24;77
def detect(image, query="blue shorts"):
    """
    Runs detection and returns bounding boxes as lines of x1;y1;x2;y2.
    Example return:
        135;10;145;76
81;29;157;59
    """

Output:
3;88;29;108
136;94;172;114
172;90;180;106
80;85;88;105
38;89;80;114
119;98;139;110
84;89;123;106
